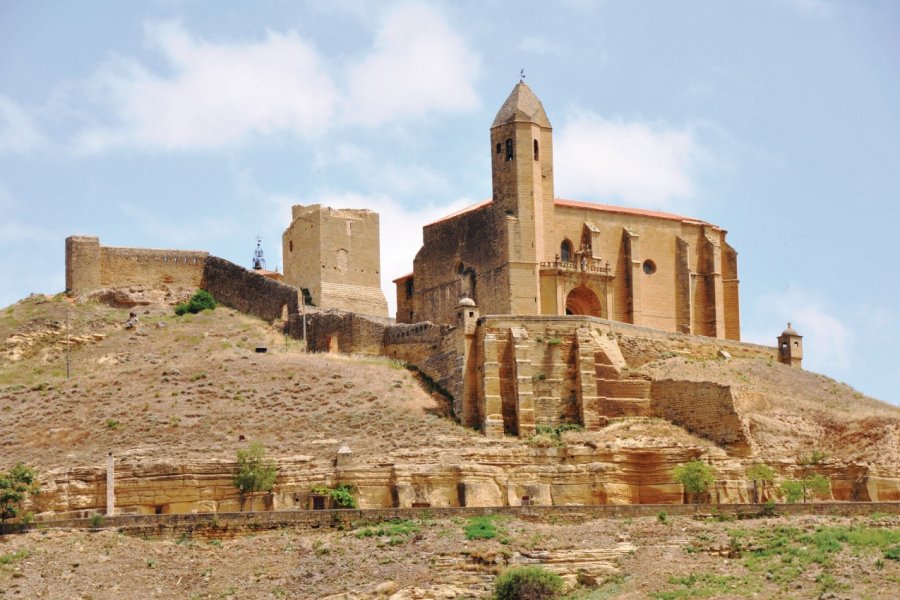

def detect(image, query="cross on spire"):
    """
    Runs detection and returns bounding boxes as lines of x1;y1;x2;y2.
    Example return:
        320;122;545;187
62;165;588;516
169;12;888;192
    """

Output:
520;68;526;81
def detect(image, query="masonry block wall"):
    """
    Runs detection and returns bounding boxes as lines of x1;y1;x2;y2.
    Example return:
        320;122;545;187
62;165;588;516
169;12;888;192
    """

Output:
408;203;512;324
65;236;207;293
282;204;388;317
202;256;300;323
650;380;751;454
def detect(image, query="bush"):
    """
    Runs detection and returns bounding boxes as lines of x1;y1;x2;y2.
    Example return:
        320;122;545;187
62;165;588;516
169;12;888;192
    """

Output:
465;515;500;540
310;484;357;509
174;290;217;316
672;460;716;503
494;566;563;600
0;463;40;523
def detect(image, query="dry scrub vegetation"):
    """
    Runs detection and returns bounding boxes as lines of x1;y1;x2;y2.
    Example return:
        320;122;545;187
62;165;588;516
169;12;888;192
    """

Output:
0;293;479;471
1;512;899;599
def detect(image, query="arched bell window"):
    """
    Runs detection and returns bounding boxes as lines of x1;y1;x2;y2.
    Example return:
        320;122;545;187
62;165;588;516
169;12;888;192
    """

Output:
505;139;514;161
560;239;573;263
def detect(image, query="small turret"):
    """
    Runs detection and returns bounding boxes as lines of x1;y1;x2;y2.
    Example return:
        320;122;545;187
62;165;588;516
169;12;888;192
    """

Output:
777;322;803;368
456;296;479;335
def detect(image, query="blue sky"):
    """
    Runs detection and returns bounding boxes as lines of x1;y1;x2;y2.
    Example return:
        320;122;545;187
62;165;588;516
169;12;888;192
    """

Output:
1;0;898;404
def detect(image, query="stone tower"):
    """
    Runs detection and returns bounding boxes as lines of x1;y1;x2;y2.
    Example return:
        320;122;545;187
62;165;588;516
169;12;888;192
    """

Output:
777;323;803;368
282;204;388;317
490;81;555;315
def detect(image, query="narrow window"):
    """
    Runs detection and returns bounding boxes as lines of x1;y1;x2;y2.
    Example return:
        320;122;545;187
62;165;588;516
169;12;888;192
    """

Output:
289;240;293;252
495;142;501;155
405;278;414;298
505;139;514;161
533;139;539;161
560;240;573;262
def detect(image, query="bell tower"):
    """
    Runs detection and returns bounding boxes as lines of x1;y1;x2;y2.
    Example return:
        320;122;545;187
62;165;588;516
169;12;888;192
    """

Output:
490;80;555;313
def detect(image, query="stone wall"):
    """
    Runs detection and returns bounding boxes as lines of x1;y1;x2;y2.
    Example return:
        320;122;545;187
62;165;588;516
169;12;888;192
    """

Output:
203;256;299;323
297;311;389;355
65;235;207;293
13;501;900;539
650;380;751;454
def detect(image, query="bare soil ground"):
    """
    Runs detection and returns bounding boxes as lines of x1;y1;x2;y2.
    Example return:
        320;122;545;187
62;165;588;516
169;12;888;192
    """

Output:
1;512;898;599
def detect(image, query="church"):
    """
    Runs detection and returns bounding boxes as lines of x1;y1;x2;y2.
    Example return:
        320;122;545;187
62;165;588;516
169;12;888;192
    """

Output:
394;81;740;340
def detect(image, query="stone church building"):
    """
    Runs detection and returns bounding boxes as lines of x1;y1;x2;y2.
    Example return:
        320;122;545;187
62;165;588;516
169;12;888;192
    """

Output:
394;82;740;340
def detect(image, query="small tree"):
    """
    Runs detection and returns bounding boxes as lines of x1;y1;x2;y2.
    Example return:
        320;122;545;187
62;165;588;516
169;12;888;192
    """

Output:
673;460;716;505
233;442;277;512
780;449;831;503
780;474;830;504
747;463;776;503
494;566;563;600
0;463;40;524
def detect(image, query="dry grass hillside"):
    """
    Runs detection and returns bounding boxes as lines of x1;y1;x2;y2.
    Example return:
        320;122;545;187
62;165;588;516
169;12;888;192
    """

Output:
0;292;484;472
640;357;900;468
2;291;898;477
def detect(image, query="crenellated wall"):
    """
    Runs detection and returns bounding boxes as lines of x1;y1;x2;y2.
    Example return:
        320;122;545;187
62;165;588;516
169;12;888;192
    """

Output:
66;236;207;293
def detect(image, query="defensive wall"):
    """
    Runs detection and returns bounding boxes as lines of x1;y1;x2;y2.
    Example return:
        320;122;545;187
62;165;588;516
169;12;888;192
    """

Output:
65;236;207;293
65;236;305;324
6;502;900;538
203;256;299;323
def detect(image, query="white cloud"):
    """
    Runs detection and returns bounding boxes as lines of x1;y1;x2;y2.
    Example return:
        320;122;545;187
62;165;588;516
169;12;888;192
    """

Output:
0;95;45;155
67;3;482;151
745;288;853;372
343;2;482;126
554;112;703;207
76;21;337;152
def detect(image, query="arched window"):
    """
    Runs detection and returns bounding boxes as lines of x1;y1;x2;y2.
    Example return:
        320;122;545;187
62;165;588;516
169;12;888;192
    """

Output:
456;261;465;275
560;239;573;263
289;240;293;252
505;139;514;161
495;142;501;155
533;139;539;161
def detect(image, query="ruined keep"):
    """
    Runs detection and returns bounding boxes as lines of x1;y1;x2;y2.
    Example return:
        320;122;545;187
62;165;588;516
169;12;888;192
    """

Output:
282;204;388;317
395;82;740;340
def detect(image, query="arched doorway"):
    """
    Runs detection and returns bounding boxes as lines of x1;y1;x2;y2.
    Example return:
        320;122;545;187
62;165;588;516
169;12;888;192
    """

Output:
565;285;602;317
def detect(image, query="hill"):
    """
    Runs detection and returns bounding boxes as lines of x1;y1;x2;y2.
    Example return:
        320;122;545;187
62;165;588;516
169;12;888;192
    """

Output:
1;289;899;516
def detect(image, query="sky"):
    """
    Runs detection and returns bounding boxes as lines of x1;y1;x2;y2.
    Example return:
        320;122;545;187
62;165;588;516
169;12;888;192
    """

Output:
1;0;898;404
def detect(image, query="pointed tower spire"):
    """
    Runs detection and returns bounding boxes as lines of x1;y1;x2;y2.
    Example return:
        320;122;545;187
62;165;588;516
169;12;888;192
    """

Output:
492;81;551;129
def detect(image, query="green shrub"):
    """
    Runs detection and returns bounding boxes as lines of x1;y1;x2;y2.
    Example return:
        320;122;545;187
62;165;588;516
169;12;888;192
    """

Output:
0;463;40;523
465;515;501;540
885;545;900;561
310;484;357;509
174;290;217;316
494;566;563;600
89;514;104;528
